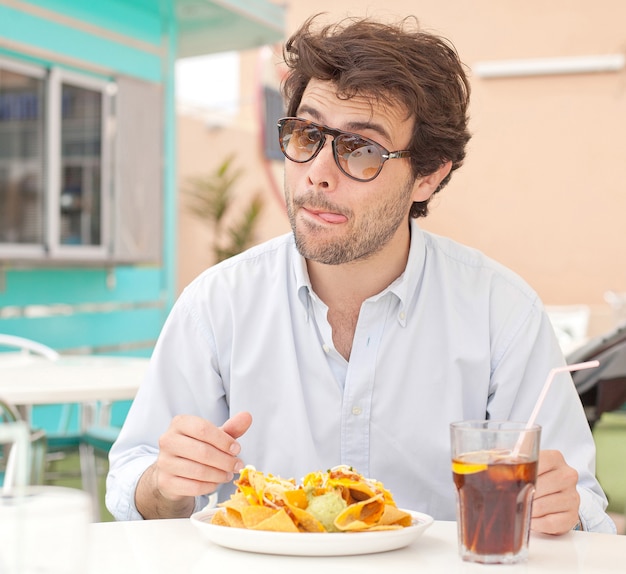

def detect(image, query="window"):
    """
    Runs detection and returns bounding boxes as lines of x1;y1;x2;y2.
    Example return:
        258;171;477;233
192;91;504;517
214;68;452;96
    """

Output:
48;68;115;258
0;57;115;260
0;60;46;252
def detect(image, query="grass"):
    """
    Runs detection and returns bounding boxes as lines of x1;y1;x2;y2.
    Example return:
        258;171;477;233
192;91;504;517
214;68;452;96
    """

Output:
593;411;626;534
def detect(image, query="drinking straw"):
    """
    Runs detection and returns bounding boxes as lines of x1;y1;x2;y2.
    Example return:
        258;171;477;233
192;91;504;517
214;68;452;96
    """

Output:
526;360;599;430
512;360;600;457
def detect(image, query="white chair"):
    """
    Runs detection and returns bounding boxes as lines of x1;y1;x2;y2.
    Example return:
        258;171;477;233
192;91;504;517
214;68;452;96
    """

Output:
0;335;100;516
0;400;47;488
0;334;60;361
0;418;30;492
0;335;55;487
0;333;61;427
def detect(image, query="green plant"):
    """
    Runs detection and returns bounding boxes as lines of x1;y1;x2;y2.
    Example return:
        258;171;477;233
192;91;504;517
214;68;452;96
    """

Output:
184;155;264;263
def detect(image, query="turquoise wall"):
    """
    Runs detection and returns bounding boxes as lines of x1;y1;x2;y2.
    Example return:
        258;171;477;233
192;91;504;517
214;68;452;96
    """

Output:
0;0;163;82
27;0;163;45
0;0;177;356
0;267;164;356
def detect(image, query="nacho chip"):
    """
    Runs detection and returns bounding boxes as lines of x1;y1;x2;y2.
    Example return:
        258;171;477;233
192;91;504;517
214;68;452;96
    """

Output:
219;491;249;512
284;488;308;509
236;466;297;506
241;505;281;529
210;509;230;526
317;466;396;506
224;507;245;528
334;494;385;530
251;508;299;532
336;519;370;531
285;504;326;532
378;504;413;527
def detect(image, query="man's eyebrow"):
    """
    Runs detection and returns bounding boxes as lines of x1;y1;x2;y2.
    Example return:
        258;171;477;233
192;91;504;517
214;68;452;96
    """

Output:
344;120;390;142
296;105;321;121
296;105;391;142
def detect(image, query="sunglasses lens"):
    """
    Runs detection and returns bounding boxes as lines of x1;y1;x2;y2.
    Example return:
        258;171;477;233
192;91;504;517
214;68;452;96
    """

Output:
336;135;383;181
280;120;322;162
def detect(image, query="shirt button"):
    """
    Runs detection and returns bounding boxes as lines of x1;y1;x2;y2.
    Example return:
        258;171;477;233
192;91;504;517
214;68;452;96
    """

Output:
352;406;362;416
399;311;406;320
322;344;331;353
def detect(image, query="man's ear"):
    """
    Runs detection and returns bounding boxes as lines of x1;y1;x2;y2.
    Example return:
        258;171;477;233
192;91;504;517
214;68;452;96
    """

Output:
411;160;452;202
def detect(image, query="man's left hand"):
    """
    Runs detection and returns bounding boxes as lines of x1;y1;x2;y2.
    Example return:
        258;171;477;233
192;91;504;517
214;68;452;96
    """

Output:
531;449;581;534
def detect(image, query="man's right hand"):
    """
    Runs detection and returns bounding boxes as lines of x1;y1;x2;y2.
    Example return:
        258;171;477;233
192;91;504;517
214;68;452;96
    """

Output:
135;411;253;519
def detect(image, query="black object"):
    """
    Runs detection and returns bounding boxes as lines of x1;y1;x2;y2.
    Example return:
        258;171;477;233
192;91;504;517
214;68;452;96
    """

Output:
567;322;626;429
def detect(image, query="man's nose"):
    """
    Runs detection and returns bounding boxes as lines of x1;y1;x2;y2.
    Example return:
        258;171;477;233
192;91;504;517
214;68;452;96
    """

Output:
306;137;339;188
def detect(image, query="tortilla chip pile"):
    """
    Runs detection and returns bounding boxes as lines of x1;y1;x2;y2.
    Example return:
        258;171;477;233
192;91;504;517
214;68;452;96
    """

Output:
210;465;413;533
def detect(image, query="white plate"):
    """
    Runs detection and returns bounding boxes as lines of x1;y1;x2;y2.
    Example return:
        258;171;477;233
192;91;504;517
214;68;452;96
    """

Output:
190;507;433;556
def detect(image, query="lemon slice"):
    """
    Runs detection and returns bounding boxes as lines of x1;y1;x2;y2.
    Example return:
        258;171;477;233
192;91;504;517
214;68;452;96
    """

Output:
452;461;488;474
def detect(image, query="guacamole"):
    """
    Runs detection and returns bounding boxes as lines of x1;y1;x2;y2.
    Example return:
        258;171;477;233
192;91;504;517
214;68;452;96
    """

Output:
305;489;347;532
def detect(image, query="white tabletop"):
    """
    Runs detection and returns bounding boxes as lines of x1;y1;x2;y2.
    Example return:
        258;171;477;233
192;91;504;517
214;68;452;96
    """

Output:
0;354;148;405
88;518;626;574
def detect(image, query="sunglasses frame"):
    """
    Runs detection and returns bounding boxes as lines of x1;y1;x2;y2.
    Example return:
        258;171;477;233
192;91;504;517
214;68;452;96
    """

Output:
277;117;411;182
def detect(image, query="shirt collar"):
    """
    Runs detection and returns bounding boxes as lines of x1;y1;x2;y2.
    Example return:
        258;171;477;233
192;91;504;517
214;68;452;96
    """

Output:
384;219;427;326
293;244;314;321
291;218;427;324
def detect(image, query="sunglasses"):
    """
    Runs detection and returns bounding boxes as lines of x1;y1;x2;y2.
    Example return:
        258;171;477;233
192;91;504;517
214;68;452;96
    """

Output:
277;117;411;182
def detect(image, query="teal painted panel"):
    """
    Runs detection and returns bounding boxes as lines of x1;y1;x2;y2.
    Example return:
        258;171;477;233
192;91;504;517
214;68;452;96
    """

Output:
0;4;162;82
110;399;133;427
31;403;81;436
115;266;164;302
32;401;133;438
0;266;163;306
163;19;177;310
0;307;165;352
30;0;163;46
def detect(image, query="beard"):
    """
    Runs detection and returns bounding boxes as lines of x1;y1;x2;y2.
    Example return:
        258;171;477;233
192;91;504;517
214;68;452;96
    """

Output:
285;177;414;265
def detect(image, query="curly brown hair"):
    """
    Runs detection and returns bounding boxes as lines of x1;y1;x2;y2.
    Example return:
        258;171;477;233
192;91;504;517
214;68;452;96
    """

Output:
281;15;471;218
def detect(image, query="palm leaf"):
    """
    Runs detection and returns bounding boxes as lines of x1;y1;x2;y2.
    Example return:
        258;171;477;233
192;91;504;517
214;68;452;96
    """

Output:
183;156;264;263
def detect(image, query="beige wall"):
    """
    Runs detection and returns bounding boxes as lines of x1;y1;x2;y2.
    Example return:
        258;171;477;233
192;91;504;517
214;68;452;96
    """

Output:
177;0;626;335
177;112;290;291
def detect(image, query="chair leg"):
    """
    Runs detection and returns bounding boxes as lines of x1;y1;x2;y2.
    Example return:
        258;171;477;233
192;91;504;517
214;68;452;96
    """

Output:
79;443;100;521
29;429;48;485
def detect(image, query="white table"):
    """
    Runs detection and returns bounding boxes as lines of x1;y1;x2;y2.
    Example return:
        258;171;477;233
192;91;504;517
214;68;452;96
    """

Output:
0;354;148;409
0;354;148;519
88;519;626;573
0;353;148;430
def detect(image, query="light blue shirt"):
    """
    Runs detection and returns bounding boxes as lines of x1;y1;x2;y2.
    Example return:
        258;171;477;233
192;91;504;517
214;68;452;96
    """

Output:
107;220;615;533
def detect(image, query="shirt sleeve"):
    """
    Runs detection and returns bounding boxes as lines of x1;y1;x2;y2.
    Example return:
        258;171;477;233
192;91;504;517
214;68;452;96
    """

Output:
578;487;617;533
487;299;615;534
105;284;229;521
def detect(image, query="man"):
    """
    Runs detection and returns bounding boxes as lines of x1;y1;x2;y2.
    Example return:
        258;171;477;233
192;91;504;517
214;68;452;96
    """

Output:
107;15;615;534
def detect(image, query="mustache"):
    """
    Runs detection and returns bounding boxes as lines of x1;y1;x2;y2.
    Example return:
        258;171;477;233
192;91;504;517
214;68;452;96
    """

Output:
292;191;352;217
